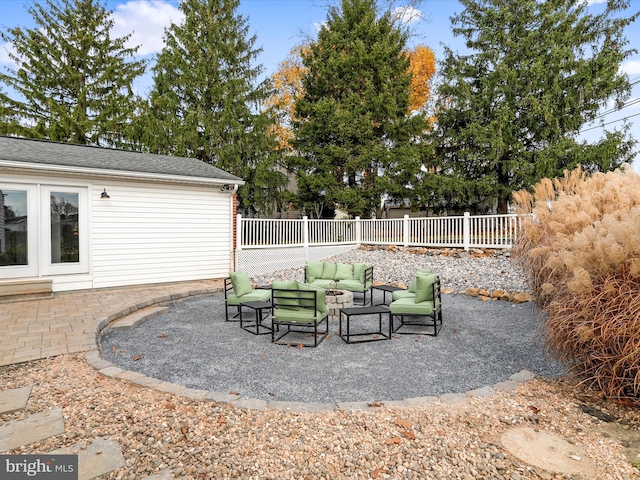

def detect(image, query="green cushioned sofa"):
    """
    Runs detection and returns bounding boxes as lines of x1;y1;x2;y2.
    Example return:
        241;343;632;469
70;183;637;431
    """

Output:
304;261;373;305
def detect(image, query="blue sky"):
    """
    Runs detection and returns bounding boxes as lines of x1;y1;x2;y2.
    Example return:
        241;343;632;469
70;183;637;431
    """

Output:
1;0;639;167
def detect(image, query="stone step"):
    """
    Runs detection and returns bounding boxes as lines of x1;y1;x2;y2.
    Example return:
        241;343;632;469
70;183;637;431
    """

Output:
0;278;53;303
51;437;125;480
0;386;32;415
109;306;169;330
0;408;65;452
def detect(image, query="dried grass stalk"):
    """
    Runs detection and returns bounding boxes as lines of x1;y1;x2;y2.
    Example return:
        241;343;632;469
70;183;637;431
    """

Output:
512;165;640;404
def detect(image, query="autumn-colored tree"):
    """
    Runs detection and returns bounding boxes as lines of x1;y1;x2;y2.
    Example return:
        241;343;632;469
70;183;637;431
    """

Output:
407;45;436;113
265;42;436;155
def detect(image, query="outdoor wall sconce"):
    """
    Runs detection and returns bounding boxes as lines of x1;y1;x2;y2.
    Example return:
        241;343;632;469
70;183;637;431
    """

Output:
220;184;232;192
100;188;110;199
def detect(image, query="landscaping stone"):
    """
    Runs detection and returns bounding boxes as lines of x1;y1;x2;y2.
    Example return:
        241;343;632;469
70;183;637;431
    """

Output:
510;370;536;382
403;396;439;406
501;426;597;479
233;398;267;411
51;437;126;480
0;386;32;415
439;393;468;404
0;409;65;451
466;386;495;398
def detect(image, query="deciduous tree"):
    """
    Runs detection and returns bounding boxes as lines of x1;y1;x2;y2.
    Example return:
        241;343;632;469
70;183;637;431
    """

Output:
431;0;638;213
139;0;286;216
0;0;146;146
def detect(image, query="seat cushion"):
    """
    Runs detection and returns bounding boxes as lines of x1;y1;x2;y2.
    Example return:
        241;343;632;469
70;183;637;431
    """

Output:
229;271;253;297
273;307;326;324
307;279;334;288
390;297;436;315
392;289;415;301
306;262;324;283
415;273;438;303
226;289;271;305
336;279;366;293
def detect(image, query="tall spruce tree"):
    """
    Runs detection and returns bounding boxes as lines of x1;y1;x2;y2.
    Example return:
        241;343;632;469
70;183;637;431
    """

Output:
292;0;427;218
0;0;146;146
141;0;286;216
431;0;638;213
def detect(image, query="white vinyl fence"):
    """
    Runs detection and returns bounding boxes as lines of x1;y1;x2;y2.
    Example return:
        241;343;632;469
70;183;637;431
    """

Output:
236;213;523;276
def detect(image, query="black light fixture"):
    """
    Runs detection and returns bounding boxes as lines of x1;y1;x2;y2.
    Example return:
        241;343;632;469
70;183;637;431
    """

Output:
100;188;110;199
220;184;232;192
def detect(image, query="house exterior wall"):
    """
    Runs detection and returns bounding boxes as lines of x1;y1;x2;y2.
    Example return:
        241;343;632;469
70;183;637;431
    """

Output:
1;172;233;292
91;179;232;289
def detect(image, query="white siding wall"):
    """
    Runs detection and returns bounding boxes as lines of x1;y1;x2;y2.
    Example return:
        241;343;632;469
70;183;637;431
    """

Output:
92;180;232;289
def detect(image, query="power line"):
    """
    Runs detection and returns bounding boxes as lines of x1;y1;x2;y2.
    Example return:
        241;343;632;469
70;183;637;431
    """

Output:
580;111;640;133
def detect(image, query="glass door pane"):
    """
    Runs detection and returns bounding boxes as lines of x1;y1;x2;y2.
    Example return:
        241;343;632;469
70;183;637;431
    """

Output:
50;192;79;264
1;189;29;266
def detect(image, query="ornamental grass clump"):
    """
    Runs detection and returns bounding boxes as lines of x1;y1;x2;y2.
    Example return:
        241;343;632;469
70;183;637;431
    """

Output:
512;166;640;403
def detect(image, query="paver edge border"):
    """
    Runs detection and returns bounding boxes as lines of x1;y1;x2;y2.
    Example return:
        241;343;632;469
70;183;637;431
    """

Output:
85;288;541;412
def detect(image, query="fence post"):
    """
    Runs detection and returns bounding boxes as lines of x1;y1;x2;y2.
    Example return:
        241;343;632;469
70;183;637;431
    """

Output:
403;215;409;247
355;216;361;246
463;212;470;251
303;215;309;260
236;214;243;251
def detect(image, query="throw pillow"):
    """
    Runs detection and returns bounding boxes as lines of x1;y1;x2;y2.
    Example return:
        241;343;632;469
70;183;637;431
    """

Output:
335;263;353;280
409;269;434;293
306;262;324;283
322;262;337;279
414;273;437;303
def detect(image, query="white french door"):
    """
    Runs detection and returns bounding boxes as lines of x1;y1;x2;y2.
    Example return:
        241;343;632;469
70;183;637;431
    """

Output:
0;182;89;279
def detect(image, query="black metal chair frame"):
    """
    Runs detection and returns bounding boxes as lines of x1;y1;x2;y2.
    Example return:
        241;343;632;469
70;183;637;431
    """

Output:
223;277;241;322
271;288;329;348
391;277;443;337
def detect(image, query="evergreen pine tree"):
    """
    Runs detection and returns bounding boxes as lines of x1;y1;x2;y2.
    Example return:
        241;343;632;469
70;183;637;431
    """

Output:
292;0;427;218
432;0;638;213
140;0;286;216
0;0;146;146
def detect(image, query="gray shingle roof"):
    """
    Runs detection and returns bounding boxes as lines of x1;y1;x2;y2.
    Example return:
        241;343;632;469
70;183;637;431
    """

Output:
0;136;243;183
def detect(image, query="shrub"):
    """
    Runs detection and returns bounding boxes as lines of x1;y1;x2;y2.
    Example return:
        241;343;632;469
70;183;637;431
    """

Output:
512;166;640;403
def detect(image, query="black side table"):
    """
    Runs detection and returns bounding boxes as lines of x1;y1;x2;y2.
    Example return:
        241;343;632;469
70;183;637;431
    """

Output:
239;300;272;335
339;305;391;344
372;284;405;305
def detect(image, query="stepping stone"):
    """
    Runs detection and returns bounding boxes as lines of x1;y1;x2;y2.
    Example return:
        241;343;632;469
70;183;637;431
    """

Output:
142;469;172;480
510;370;536;383
0;409;65;451
0;386;32;414
501;426;597;479
51;437;125;480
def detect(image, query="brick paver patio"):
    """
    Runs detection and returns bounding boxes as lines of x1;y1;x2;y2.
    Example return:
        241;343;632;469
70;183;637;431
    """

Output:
0;280;221;367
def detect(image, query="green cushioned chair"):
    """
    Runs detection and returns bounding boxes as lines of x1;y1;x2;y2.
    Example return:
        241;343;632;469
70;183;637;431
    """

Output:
224;272;271;322
389;274;442;336
271;281;329;347
391;268;435;302
336;263;373;305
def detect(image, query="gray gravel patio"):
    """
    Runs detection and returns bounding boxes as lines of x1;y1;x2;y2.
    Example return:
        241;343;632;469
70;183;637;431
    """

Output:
99;290;566;404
